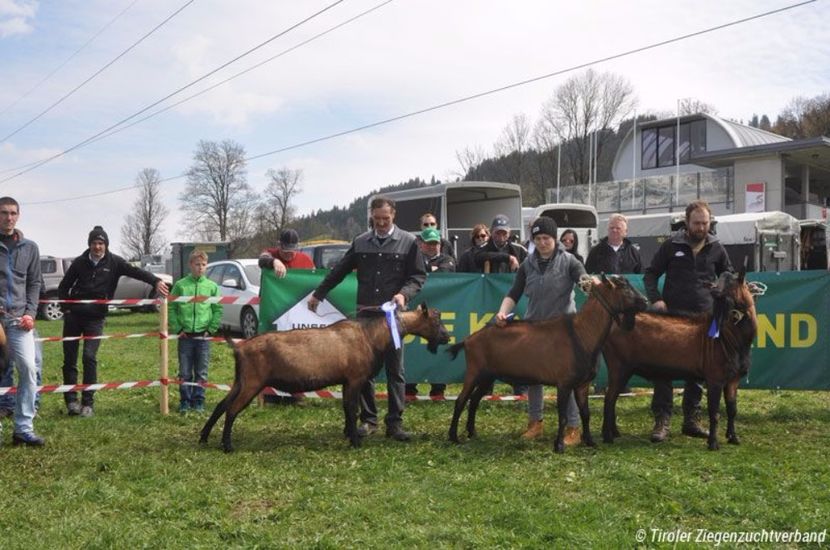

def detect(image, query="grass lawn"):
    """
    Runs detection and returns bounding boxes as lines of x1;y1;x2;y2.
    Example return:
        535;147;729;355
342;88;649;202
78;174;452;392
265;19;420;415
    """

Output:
1;311;828;548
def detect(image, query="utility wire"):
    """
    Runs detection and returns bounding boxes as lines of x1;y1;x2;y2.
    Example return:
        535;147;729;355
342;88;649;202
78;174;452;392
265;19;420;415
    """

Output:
0;0;195;143
20;0;815;205
0;0;140;119
0;0;345;183
73;0;395;151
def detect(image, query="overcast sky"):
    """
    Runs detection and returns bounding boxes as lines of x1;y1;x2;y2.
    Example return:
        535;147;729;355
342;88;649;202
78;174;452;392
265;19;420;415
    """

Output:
1;0;828;258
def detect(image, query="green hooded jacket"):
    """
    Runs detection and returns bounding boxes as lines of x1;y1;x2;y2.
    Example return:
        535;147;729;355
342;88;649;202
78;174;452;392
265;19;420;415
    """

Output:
168;274;222;334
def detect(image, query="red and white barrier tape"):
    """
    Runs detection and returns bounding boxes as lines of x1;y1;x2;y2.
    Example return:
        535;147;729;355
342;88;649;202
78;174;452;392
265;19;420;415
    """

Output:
35;332;244;343
40;295;260;305
0;379;646;400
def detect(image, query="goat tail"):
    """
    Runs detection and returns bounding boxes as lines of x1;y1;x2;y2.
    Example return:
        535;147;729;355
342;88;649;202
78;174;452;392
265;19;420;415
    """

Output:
446;340;466;360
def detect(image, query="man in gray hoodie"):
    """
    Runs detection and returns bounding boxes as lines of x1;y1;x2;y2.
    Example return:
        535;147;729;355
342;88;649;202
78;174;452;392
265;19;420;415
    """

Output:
0;196;44;446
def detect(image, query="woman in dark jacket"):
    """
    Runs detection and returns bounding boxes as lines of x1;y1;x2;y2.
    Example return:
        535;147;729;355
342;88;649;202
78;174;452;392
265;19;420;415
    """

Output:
559;229;584;265
457;224;490;273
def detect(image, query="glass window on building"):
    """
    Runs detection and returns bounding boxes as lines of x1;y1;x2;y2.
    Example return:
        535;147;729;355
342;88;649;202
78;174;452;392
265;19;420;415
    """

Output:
690;119;706;157
641;128;657;169
657;126;675;167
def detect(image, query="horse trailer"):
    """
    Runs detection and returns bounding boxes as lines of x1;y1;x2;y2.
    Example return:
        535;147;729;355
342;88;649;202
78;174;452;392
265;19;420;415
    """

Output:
370;182;524;255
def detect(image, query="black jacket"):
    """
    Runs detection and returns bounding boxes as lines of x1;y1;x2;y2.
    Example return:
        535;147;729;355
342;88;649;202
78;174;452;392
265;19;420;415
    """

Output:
643;230;732;313
59;250;162;318
313;227;426;309
472;241;528;273
425;253;456;273
585;237;642;274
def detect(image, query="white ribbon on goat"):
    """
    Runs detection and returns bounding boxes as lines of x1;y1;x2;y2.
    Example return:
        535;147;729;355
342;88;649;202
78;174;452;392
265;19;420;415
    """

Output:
381;301;402;350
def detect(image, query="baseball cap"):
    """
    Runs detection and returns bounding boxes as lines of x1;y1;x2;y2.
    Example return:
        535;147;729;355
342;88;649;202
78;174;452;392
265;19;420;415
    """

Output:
279;228;300;250
420;227;441;243
491;215;510;232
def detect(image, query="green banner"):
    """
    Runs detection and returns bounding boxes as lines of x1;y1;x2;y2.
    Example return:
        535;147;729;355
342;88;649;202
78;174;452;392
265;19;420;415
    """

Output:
259;269;830;390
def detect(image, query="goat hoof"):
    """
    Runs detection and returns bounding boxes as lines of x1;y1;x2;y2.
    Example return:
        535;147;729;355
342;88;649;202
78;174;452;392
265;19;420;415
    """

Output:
222;445;234;453
584;437;597;448
554;441;565;453
467;430;477;439
707;440;720;451
728;435;740;445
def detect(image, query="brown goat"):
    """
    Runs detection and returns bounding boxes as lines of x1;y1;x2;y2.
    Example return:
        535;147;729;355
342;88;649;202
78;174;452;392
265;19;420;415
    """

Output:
446;275;648;453
200;302;450;451
601;270;758;450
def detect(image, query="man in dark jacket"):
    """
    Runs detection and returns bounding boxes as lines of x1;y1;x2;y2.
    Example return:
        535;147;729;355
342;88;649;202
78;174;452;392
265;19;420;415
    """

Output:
473;214;527;273
585;213;642;275
643;200;732;443
307;197;426;441
59;226;169;417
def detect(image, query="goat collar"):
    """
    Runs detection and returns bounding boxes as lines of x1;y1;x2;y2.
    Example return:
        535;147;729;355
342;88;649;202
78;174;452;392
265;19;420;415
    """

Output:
590;285;623;327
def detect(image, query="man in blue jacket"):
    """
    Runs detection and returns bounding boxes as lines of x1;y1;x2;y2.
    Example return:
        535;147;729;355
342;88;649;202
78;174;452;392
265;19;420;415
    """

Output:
0;196;44;446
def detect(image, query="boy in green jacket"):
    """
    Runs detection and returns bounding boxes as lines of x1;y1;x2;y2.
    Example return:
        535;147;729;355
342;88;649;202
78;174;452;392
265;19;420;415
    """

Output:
168;250;222;413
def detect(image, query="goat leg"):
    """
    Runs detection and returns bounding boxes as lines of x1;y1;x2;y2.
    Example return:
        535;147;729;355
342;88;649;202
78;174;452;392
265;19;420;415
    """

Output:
724;381;740;445
574;383;595;447
200;394;229;444
706;383;722;451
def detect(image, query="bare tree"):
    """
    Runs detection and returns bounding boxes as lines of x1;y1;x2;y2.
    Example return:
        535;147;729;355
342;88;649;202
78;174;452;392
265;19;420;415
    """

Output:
494;113;531;157
454;145;486;180
678;98;718;116
120;168;169;260
774;93;830;139
536;69;636;186
179;139;258;252
261;167;303;234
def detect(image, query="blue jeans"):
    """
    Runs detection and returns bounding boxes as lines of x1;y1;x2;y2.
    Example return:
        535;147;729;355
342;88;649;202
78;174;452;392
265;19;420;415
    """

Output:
0;329;43;411
178;337;210;406
2;320;38;435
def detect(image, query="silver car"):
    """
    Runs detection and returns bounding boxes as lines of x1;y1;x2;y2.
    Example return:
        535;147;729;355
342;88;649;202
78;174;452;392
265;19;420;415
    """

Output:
205;259;260;339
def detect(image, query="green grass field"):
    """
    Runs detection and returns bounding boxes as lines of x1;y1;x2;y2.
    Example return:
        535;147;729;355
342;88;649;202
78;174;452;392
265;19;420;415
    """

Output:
1;312;828;548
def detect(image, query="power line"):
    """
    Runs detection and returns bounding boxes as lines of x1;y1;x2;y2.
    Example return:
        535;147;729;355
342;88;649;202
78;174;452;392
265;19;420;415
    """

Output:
20;0;816;205
0;0;345;184
66;0;396;152
0;0;195;143
0;0;141;119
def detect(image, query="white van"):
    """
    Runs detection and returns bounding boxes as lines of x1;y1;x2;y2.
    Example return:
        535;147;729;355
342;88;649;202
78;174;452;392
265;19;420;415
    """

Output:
531;203;599;261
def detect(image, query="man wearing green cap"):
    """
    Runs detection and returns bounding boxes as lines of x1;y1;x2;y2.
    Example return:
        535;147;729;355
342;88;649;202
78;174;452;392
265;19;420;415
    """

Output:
405;227;454;399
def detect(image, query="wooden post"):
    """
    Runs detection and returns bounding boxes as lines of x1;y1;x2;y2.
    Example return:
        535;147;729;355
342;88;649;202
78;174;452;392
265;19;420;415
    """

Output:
160;297;169;415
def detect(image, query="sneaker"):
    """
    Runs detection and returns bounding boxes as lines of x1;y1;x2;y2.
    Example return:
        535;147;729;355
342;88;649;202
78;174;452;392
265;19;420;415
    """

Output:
650;416;671;443
67;402;81;416
192;403;205;413
521;420;544;440
12;432;46;447
356;423;378;437
386;427;412;442
80;406;94;418
178;402;190;414
563;426;581;446
0;408;13;419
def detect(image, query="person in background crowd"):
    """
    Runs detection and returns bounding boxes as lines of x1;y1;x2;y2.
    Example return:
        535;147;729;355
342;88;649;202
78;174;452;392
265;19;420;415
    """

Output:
419;212;456;260
258;228;315;404
559;229;584;265
405;227;454;399
59;225;169;418
308;196;426;441
259;228;314;278
643;200;732;443
0;196;44;446
169;250;222;414
457;224;489;273
585;213;642;275
473;214;527;273
494;216;586;446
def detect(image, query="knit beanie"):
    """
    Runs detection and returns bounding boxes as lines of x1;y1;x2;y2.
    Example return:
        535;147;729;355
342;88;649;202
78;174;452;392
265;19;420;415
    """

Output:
529;216;558;239
88;225;109;246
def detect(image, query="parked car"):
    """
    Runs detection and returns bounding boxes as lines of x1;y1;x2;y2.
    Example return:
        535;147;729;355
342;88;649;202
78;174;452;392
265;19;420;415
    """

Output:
298;241;349;269
38;255;172;321
205;259;260;339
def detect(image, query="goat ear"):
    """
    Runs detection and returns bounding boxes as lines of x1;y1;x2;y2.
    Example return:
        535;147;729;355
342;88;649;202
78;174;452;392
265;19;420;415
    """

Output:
737;268;746;284
419;302;428;316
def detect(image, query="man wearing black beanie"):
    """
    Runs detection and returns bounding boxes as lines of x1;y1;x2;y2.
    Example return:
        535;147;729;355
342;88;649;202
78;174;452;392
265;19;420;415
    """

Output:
58;226;170;417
